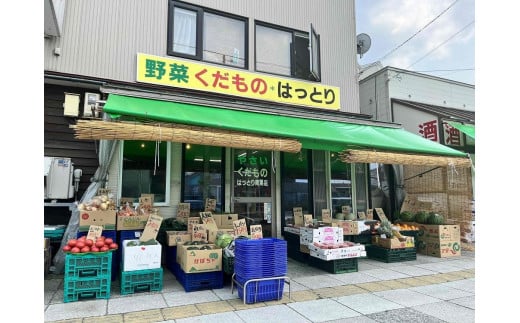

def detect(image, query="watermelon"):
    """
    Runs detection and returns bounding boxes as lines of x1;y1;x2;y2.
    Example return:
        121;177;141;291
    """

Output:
399;211;415;222
427;212;445;225
414;211;429;224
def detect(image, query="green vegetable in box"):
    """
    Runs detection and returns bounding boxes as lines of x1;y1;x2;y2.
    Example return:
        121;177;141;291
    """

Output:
216;233;234;248
399;211;415;222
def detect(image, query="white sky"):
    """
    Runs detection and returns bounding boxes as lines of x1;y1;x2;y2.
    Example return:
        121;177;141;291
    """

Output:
355;0;475;85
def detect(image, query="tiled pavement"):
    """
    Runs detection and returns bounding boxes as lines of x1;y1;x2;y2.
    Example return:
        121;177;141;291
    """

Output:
44;250;475;323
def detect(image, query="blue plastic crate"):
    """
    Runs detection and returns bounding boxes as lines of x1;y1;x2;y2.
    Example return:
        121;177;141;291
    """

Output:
64;251;112;280
235;275;285;304
174;263;224;292
165;246;177;271
119;230;144;244
120;267;163;295
63;276;111;303
234;238;287;279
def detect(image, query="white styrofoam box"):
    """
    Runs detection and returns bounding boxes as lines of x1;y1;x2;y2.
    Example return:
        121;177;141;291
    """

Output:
309;248;366;260
299;227;343;245
122;239;162;271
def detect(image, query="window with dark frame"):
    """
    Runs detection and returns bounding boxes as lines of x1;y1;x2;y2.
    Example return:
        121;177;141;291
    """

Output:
167;1;248;69
255;22;321;82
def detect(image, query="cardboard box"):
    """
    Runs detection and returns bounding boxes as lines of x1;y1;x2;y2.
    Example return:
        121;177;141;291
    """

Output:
213;214;238;229
331;220;371;235
417;224;460;242
299;244;310;254
116;215;149;230
166;231;192;246
177;244;222;273
122;239;162;271
373;236;415;249
424;239;462;258
79;210;117;231
207;228;235;243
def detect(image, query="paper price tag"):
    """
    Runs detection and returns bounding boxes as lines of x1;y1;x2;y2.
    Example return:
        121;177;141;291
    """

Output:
205;198;216;212
233;219;248;236
250;224;263;239
321;209;331;223
375;208;388;221
86;225;103;241
304;214;313;226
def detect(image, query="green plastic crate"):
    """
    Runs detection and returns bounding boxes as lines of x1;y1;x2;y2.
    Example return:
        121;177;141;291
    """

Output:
365;244;416;263
63;276;111;303
120;267;163;295
308;256;358;274
64;252;112;280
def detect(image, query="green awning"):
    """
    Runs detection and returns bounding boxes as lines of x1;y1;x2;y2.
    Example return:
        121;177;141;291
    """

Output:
447;121;475;139
103;94;467;157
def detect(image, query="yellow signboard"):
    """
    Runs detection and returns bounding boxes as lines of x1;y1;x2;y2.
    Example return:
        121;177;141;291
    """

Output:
136;53;340;110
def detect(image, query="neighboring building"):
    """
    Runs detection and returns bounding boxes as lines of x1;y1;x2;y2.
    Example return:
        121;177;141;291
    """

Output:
359;65;475;241
44;0;468;247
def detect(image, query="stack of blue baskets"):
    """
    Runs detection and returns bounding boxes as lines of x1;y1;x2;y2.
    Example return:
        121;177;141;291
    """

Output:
234;238;287;304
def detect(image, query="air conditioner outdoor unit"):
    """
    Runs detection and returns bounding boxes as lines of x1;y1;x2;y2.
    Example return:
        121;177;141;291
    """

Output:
44;157;75;199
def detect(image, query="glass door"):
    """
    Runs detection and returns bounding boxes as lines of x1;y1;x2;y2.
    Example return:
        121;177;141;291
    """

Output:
231;149;273;237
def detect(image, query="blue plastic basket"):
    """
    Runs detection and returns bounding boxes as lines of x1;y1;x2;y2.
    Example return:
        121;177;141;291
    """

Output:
235;275;285;304
234;238;287;279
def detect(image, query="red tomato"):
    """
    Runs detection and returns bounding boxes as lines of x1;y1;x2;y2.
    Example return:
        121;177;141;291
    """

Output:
68;239;77;247
85;239;94;247
76;241;86;249
95;240;105;248
63;245;71;252
81;246;90;253
109;243;118;249
100;246;109;252
78;236;86;241
104;238;114;245
90;246;99;252
71;247;80;253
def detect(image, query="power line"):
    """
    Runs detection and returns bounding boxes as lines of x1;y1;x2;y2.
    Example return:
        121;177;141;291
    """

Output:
377;0;460;62
406;20;474;69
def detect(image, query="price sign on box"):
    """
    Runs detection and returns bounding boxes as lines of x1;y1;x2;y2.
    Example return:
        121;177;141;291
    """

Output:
177;203;190;223
293;207;303;226
375;208;388;222
233;219;248;236
322;209;331;223
187;217;201;233
139;213;163;242
304;214;314;226
205;198;216;212
199;212;218;230
250;224;263;239
86;225;103;241
192;224;207;242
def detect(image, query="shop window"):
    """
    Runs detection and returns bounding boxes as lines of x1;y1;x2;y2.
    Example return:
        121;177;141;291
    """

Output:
281;150;312;228
120;140;170;205
255;22;321;81
182;144;224;213
330;152;352;215
167;1;247;68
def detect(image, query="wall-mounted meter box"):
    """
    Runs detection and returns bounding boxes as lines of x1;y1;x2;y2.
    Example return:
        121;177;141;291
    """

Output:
44;157;74;199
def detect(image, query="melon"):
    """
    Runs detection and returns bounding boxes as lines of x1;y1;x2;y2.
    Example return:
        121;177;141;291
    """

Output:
414;211;429;224
399;211;415;222
427;212;445;225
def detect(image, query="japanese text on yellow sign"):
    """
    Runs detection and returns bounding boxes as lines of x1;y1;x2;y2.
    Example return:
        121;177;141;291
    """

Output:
136;53;340;110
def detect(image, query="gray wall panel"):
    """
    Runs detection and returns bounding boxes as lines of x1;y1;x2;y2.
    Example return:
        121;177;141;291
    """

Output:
44;0;359;112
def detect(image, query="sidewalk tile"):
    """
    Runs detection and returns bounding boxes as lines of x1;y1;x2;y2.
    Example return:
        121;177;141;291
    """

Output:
196;300;234;315
332;284;367;296
226;298;266;311
378;279;412;290
288;298;361;322
289;290;320;302
355;281;392;292
84;314;123;323
161;305;201;320
123;309;164;323
336;293;403;315
313;287;347;298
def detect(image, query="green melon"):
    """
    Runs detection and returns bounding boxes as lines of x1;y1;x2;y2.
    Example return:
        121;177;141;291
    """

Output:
414;211;429;224
427;212;445;225
399;211;415;222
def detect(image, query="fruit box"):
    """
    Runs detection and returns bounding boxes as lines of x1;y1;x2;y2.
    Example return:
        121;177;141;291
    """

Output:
416;224;460;242
166;231;192;246
372;236;415;249
79;210;117;231
177;244;222;273
116;215;149;230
